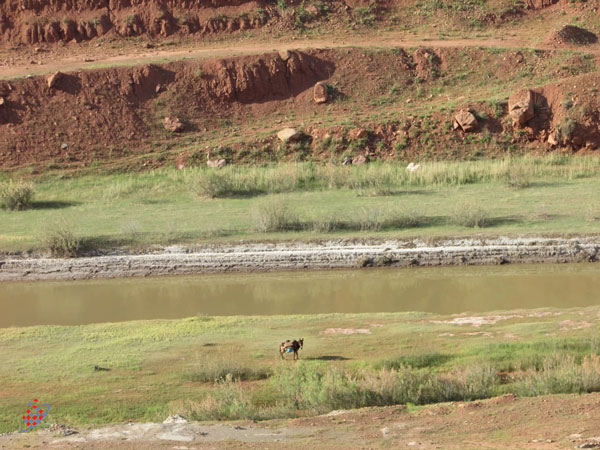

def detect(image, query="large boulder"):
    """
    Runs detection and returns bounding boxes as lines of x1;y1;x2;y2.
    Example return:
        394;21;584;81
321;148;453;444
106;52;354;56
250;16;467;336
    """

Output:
313;81;329;104
47;71;64;89
163;116;184;132
453;109;478;132
277;127;302;142
508;90;535;127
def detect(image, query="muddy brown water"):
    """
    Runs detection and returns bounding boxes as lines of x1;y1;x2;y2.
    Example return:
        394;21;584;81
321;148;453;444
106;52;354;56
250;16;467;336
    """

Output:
1;263;599;328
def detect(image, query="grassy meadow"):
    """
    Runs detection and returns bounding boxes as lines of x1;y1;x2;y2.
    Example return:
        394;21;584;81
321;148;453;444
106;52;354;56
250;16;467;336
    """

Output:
2;307;600;432
1;155;599;253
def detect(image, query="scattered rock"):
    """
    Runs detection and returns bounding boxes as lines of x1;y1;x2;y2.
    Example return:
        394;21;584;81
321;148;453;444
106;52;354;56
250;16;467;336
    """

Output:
0;97;5;107
453;109;478;132
163;414;188;425
508;89;535;127
547;131;558;146
60;143;68;150
348;128;368;140
277;127;301;142
351;154;368;165
47;71;64;89
163;116;184;132
313;81;329;104
48;424;77;437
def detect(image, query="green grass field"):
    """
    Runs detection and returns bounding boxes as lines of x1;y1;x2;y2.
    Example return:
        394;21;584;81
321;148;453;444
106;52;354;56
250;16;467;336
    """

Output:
1;156;599;253
2;307;600;433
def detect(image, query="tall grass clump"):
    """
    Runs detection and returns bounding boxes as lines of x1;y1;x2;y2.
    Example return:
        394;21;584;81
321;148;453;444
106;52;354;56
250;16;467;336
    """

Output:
449;203;492;228
184;359;270;383
252;196;300;232
0;180;35;210
515;354;600;397
191;171;235;198
502;165;531;189
40;221;82;257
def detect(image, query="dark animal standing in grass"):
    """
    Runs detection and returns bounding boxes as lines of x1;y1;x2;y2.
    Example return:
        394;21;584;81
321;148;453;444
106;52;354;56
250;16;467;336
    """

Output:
280;338;304;360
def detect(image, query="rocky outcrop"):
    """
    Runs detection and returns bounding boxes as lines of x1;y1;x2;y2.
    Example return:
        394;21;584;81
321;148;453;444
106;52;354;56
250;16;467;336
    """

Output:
508;89;535;127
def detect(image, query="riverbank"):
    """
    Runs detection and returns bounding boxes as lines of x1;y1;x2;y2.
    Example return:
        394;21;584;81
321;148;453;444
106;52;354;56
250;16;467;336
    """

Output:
2;305;600;437
1;236;598;281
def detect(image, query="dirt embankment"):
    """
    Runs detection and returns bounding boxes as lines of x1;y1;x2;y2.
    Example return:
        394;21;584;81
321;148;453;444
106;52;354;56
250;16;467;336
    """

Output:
0;0;273;45
0;0;577;46
0;49;332;167
1;46;600;170
0;237;598;281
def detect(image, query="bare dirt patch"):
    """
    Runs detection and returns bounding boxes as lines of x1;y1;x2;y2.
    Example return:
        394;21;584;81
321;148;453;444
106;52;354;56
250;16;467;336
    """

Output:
4;392;594;449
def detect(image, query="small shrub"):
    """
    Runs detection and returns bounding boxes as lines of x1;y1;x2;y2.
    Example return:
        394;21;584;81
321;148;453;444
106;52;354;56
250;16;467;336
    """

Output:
449;203;491;228
0;180;35;211
41;222;82;258
503;166;531;189
191;171;234;198
252;197;299;232
184;360;270;383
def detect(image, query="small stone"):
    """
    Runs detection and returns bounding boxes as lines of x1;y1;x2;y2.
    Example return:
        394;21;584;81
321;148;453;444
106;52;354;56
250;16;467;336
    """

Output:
162;414;188;424
47;71;64;89
453;109;478;132
547;132;558;146
277;127;301;142
0;97;5;107
163;116;184;132
60;143;68;150
351;154;368;165
313;81;329;104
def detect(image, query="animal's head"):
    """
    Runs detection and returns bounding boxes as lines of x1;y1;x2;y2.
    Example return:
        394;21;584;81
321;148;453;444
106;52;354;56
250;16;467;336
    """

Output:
299;338;304;349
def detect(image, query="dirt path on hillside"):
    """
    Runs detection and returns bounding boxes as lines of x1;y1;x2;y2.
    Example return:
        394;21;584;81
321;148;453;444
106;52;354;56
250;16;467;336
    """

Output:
3;393;600;449
4;32;596;80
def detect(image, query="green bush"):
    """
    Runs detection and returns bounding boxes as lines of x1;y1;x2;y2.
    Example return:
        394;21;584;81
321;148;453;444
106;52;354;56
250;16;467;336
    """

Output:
503;166;531;189
0;180;35;211
191;171;234;198
41;222;82;258
252;197;300;232
449;203;491;228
